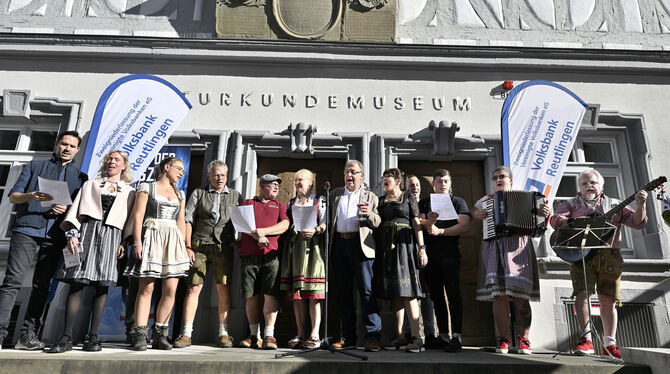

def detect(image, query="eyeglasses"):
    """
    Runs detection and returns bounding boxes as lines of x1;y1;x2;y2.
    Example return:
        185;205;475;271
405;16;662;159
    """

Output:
344;170;362;176
381;173;394;180
264;182;280;187
492;174;509;181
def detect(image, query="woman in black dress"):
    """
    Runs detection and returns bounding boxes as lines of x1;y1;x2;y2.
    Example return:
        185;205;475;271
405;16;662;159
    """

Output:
376;168;428;353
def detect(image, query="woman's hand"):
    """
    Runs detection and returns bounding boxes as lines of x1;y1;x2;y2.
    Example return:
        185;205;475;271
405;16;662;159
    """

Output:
133;244;143;260
117;245;125;259
258;236;270;248
68;237;80;255
301;228;315;239
539;200;551;218
418;248;428;268
187;248;195;266
426;211;439;224
471;207;487;221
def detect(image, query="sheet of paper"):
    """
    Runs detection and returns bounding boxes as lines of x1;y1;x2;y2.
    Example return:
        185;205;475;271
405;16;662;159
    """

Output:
62;247;80;268
292;205;317;232
229;205;256;234
430;193;459;220
38;176;72;207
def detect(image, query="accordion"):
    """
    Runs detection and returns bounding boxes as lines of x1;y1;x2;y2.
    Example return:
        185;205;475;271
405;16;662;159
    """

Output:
482;190;546;240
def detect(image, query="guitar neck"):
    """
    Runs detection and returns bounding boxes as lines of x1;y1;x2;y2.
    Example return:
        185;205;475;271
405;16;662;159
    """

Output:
603;177;665;220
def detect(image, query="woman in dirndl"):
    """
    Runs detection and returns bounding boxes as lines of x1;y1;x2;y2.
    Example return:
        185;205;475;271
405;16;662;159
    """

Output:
471;165;550;355
280;169;326;349
49;150;136;353
124;156;191;351
376;168;428;353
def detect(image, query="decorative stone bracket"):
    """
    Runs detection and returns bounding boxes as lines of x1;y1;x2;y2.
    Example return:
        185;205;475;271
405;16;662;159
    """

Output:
289;122;316;153
429;120;460;156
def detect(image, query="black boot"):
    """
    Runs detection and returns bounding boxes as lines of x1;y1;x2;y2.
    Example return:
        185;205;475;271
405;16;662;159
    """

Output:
132;326;148;351
151;325;172;350
47;335;72;353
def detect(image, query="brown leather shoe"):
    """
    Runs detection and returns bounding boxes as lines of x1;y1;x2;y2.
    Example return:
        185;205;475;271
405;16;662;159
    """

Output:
331;338;355;350
173;335;191;348
364;340;380;352
217;335;233;348
262;336;278;350
238;335;262;349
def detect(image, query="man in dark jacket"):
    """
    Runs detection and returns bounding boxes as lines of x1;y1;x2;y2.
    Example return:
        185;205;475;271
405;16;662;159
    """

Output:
0;131;87;350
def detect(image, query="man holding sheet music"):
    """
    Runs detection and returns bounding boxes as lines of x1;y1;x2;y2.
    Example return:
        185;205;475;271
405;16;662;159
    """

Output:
174;160;242;348
237;174;289;350
0;131;87;351
418;169;470;353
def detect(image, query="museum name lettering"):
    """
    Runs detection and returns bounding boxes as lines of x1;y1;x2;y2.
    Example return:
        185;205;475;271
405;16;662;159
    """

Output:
192;92;472;111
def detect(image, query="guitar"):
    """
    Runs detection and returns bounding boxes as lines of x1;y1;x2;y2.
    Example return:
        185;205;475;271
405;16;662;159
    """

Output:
551;176;667;263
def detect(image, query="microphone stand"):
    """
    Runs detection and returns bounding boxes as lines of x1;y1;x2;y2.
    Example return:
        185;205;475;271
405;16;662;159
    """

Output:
275;181;367;360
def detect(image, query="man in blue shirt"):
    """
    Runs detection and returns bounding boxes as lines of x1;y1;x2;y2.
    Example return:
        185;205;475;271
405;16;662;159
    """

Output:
0;131;87;350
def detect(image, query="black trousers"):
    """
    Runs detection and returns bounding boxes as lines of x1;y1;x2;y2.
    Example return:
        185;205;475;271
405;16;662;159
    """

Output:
423;255;463;334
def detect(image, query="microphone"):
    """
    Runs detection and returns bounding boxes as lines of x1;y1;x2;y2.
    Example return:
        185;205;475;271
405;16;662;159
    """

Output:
323;180;331;190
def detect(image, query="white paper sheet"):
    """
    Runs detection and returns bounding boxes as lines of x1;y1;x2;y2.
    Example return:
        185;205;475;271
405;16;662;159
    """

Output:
430;193;459;220
292;205;317;232
229;205;256;234
37;176;72;207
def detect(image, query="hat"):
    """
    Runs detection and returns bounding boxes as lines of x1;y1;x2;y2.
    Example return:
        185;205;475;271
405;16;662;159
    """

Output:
260;174;282;185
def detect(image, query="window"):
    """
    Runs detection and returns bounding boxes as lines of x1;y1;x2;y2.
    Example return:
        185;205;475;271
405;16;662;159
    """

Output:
550;134;640;258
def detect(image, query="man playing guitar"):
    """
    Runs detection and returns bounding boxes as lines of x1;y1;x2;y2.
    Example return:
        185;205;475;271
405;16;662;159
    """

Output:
550;168;648;360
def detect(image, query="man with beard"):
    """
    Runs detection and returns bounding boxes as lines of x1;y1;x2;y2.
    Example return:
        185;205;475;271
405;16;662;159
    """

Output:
550;168;647;360
0;131;87;350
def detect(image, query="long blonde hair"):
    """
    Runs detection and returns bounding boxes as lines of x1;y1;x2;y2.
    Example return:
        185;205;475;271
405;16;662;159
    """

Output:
156;156;184;201
97;150;132;183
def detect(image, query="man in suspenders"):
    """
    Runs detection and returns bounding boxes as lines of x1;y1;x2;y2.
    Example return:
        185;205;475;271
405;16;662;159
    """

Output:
550;168;647;360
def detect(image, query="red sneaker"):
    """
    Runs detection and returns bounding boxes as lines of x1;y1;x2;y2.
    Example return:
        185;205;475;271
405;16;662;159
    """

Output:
601;344;621;359
496;336;511;354
517;336;532;354
573;337;594;355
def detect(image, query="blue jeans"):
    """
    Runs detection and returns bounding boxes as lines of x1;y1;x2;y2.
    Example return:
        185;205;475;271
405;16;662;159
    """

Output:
332;236;381;342
0;231;63;337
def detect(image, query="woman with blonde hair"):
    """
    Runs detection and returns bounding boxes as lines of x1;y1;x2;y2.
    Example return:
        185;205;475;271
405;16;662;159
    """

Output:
124;156;191;351
49;150;136;353
280;169;327;349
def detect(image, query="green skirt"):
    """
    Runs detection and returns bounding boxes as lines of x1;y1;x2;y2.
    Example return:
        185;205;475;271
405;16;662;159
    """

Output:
280;227;326;300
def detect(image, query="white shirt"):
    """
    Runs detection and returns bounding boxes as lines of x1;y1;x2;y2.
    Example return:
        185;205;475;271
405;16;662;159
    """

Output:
336;187;362;233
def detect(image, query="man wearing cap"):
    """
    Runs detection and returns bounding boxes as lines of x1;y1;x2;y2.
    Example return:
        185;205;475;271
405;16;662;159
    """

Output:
329;160;382;352
173;160;243;348
237;174;289;350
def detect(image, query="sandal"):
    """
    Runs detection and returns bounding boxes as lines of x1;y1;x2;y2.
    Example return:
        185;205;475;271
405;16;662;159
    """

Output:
287;336;304;349
302;336;321;349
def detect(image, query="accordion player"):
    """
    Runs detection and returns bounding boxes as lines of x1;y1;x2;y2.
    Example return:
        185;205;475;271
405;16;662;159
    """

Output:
482;191;547;240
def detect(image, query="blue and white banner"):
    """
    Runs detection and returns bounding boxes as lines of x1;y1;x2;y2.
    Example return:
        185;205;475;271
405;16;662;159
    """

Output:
501;80;587;203
81;74;192;181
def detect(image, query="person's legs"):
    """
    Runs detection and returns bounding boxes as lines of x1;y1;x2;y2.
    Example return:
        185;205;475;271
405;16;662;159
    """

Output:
179;283;203;338
0;233;39;339
332;238;356;342
425;256;449;340
443;257;463;336
63;284;85;338
599;294;617;341
308;299;322;339
512;297;532;339
293;299;307;339
354;250;381;342
89;286;108;336
493;295;510;338
134;278;155;327
155;278;179;324
403;297;421;338
21;237;62;337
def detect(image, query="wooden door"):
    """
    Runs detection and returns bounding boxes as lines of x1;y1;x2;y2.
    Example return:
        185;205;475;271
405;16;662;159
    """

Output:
256;157;346;344
398;160;493;346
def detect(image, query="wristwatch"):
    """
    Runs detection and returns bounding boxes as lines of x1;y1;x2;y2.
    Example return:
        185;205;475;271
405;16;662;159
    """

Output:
419;244;426;250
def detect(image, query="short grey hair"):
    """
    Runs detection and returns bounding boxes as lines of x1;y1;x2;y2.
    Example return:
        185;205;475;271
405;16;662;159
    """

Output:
344;159;364;173
493;165;513;179
207;160;227;174
579;168;604;186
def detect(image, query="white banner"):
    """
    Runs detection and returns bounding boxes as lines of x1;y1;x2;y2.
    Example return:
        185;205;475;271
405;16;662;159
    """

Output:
80;74;192;182
501;81;587;203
